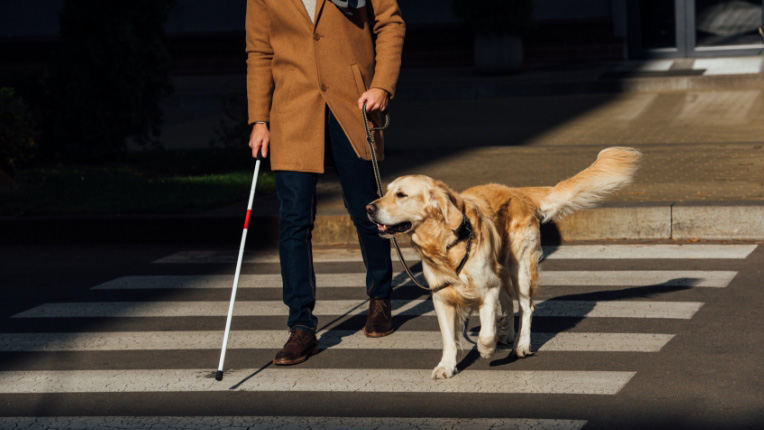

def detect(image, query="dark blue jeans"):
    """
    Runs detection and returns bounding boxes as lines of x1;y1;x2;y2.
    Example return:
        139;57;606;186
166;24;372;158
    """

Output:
275;108;393;332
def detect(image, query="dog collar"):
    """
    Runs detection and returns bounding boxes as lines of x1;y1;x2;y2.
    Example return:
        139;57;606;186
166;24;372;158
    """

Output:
430;214;474;293
447;214;473;251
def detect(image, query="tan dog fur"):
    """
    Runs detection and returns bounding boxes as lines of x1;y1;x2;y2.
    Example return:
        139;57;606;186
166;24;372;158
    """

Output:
367;147;641;379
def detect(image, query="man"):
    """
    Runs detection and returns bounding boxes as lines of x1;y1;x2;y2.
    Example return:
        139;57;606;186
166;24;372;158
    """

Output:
245;0;405;365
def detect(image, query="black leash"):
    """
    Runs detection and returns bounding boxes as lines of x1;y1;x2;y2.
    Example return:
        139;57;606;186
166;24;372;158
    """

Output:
361;105;472;292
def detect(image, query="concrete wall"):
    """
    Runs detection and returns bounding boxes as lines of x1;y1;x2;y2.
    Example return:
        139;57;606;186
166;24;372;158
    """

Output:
165;0;245;34
533;0;611;20
0;0;63;38
400;0;614;24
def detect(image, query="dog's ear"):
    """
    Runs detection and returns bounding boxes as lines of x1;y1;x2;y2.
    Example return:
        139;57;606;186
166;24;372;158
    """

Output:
427;181;452;222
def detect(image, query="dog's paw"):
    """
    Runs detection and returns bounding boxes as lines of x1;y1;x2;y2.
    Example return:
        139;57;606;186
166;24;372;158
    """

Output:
513;342;533;358
477;335;497;359
431;363;457;379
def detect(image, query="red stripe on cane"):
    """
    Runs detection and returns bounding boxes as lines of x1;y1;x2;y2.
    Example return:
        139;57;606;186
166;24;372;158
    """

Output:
243;209;252;230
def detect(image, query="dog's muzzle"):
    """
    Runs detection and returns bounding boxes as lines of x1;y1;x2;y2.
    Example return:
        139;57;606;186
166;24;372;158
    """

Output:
366;204;412;236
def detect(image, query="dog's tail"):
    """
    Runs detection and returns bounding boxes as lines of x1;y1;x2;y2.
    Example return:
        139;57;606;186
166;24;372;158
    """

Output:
536;147;641;223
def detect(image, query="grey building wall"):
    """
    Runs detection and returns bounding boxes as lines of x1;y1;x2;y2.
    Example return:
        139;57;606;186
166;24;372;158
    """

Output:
0;0;63;38
533;0;611;20
165;1;245;34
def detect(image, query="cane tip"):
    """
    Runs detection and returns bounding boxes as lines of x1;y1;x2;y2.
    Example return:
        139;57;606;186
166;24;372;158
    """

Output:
215;370;224;381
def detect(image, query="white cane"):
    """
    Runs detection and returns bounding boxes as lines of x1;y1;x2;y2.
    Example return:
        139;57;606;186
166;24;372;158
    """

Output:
215;150;263;381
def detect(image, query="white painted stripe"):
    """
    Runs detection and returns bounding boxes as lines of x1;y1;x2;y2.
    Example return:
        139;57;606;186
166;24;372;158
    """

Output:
0;417;588;430
542;244;756;260
92;273;424;290
613;59;674;72
610;93;658;121
0;331;674;353
11;300;703;319
92;270;736;290
153;248;421;264
676;91;760;125
0;369;635;394
533;301;702;319
153;244;756;263
693;57;763;75
537;332;674;352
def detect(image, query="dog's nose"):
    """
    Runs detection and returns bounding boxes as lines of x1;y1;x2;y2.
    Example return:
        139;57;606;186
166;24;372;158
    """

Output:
366;204;377;215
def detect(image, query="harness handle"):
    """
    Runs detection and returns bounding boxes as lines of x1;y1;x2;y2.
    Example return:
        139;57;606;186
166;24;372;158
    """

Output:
361;104;390;198
362;104;449;292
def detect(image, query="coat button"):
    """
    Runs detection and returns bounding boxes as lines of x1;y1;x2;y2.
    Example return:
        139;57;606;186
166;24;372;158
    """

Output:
313;33;321;41
321;84;328;92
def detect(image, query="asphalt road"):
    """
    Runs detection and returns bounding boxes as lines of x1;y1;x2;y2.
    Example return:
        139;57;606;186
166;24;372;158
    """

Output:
0;241;762;430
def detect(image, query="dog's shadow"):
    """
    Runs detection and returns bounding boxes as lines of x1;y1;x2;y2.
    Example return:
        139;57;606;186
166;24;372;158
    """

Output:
311;267;699;375
454;279;698;371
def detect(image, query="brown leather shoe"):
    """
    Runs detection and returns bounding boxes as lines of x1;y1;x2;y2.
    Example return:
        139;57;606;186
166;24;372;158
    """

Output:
364;298;394;337
273;329;319;365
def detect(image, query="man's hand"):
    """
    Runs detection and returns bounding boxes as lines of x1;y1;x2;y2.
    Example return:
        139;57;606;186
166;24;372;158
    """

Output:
249;123;270;159
357;88;389;113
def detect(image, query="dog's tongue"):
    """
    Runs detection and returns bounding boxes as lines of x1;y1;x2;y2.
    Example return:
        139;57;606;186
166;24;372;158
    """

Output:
377;224;388;232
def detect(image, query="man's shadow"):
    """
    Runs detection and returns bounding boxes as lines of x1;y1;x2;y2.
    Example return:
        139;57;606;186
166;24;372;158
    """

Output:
315;261;429;349
223;262;428;389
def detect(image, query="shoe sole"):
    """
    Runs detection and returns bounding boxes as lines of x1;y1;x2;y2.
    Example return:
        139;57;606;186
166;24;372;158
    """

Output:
272;345;320;366
364;327;394;338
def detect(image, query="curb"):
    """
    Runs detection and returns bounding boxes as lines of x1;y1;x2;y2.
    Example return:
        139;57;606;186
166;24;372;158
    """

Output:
307;204;764;243
3;204;762;244
551;204;763;241
167;71;764;107
0;215;278;245
395;73;764;100
671;203;764;241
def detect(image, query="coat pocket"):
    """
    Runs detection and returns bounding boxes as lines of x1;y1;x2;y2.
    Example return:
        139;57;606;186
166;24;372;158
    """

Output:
272;67;295;113
350;64;368;97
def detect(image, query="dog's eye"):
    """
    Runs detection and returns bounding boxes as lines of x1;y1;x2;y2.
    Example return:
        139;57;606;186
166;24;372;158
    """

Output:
395;192;407;199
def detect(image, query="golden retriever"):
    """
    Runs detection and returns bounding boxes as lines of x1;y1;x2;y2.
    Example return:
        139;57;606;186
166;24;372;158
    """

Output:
366;147;641;379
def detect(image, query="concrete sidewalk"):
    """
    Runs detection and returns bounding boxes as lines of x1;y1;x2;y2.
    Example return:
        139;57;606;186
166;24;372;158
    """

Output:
4;56;763;243
204;56;764;243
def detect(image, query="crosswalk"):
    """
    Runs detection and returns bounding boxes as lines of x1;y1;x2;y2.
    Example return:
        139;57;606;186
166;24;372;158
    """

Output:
9;299;705;319
0;331;675;352
0;244;755;428
90;270;738;290
151;244;756;263
0;417;590;430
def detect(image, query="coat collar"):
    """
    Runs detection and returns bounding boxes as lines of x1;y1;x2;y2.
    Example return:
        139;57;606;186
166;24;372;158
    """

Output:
315;0;327;24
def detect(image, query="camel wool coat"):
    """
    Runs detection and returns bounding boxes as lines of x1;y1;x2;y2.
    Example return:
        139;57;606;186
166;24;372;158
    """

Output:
246;0;405;173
